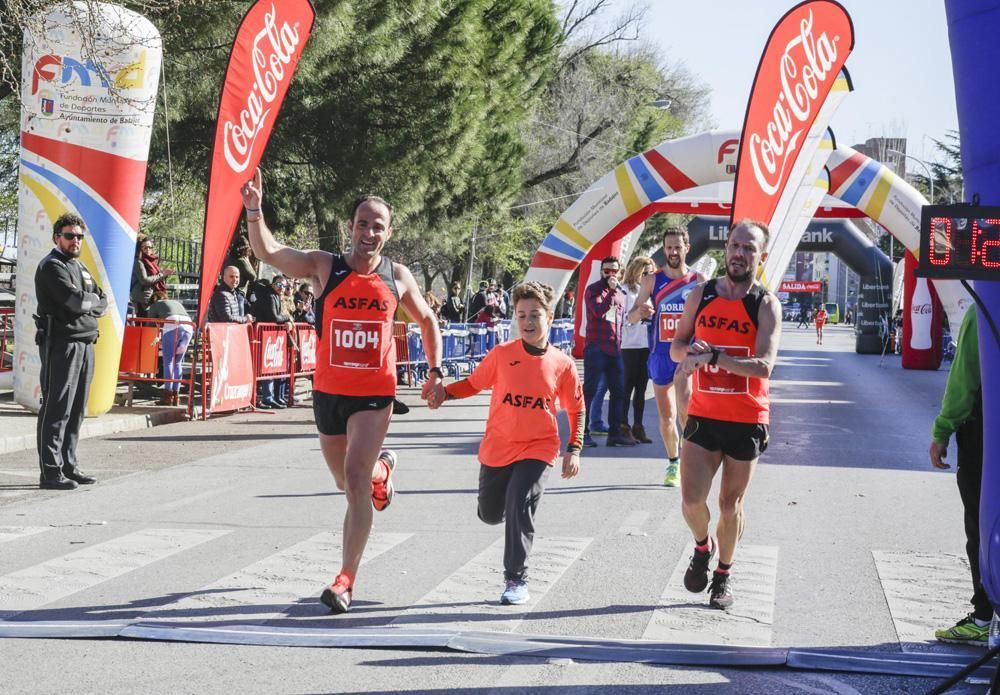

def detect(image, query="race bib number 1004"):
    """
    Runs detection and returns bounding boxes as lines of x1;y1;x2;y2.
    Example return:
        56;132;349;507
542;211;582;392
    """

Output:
658;313;681;341
328;319;383;370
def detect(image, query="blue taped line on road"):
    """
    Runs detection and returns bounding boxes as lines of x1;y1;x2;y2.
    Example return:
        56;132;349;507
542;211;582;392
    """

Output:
448;630;788;667
119;623;457;649
0;620;132;639
786;647;998;680
1;618;994;681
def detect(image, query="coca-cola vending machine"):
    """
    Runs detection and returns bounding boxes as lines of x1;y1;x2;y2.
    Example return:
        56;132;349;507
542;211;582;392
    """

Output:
901;251;943;370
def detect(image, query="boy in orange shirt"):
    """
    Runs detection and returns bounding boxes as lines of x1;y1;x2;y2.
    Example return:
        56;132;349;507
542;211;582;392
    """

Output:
425;281;584;605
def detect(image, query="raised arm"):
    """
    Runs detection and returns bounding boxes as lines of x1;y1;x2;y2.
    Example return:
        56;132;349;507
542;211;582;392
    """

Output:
241;167;329;284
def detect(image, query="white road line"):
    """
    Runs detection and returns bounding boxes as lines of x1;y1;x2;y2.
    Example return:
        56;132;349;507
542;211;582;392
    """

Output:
390;535;591;634
146;531;411;623
770;398;854;405
642;545;778;646
0;528;229;617
0;469;46;479
770;380;844;387
157;484;240;511
873;550;974;652
616;510;650;536
0;526;50;544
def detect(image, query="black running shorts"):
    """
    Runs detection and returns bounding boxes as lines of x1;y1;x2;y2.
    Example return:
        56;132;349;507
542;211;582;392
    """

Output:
313;391;394;436
683;414;769;461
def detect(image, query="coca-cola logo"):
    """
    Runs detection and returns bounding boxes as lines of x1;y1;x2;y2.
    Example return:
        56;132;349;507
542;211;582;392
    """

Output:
223;4;300;173
300;332;316;365
262;334;286;369
748;10;840;195
911;303;933;316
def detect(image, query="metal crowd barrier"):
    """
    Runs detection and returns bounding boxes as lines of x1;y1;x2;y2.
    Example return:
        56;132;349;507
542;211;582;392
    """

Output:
118;316;198;414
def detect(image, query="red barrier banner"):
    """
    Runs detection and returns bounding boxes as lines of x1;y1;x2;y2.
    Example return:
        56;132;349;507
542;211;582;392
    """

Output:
779;280;823;293
207;323;254;412
731;1;853;226
197;0;316;325
297;325;317;371
258;326;289;376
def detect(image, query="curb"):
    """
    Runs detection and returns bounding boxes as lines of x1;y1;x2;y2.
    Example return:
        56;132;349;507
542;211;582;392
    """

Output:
0;407;188;456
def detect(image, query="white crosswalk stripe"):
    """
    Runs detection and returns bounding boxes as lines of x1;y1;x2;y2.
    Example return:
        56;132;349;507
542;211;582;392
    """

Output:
390;535;591;633
144;531;412;624
0;528;229;617
642;544;779;646
873;549;976;652
0;526;51;544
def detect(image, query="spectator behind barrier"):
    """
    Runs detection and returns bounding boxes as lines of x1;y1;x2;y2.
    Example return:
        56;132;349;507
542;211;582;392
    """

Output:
255;275;293;409
206;266;253;324
130;234;175;318
441;282;464;323
468;280;490;321
148;288;193;406
294;282;316;324
224;233;258;296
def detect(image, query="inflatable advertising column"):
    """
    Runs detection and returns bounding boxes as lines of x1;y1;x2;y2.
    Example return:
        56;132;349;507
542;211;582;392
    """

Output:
900;251;943;370
15;2;162;415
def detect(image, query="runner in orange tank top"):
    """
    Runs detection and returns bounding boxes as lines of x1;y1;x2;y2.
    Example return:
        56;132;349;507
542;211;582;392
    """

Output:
241;168;443;614
669;219;782;611
814;307;828;345
424;282;584;606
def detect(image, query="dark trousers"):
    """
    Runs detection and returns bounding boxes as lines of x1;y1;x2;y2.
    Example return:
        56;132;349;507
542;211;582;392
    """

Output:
478;459;550;582
583;343;625;434
955;412;990;620
37;339;94;480
622;347;650;427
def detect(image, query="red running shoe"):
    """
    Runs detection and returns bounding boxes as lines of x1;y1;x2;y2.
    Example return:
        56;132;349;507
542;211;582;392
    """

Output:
321;573;353;614
371;450;397;512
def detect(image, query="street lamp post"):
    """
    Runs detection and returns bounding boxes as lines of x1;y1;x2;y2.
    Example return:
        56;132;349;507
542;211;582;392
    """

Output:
887;148;935;204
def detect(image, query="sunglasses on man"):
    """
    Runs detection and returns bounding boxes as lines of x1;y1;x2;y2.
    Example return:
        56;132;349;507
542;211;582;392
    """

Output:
60;232;85;241
602;268;619;275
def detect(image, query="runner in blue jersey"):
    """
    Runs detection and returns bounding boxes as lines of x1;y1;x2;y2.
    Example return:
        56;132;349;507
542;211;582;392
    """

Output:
627;226;704;486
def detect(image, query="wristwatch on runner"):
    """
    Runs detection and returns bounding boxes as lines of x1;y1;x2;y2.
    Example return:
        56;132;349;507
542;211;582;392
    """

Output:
428;367;444;378
708;347;721;366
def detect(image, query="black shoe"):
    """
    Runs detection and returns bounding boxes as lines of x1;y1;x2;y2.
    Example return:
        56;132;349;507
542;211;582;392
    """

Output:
606;433;637;447
257;399;277;409
582;434;598;448
39;475;78;490
273;398;288;408
64;470;96;485
683;540;716;592
708;571;734;609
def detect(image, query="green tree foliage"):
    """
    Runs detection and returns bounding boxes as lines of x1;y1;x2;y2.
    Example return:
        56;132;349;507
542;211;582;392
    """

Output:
143;0;561;258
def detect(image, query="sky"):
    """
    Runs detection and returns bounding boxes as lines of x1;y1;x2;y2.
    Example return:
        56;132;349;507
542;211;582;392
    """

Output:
607;0;958;166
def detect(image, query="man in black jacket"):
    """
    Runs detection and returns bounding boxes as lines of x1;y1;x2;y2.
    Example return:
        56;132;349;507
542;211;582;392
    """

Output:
206;266;252;324
440;282;464;323
253;276;292;408
34;213;108;490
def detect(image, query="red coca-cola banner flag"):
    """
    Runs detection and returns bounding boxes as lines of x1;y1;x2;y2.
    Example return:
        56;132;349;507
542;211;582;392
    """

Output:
197;0;316;325
779;280;823;293
731;1;853;227
207;323;255;413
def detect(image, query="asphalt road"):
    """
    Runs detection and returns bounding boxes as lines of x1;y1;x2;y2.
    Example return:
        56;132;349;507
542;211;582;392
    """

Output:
0;324;990;694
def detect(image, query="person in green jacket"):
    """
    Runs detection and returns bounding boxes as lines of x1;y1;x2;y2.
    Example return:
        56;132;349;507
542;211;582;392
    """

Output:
929;308;988;646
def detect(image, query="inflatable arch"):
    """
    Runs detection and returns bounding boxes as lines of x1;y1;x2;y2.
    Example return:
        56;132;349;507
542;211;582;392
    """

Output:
659;217;893;353
524;130;972;339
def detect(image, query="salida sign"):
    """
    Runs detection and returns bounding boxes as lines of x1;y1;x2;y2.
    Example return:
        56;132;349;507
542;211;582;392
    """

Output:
779;280;822;293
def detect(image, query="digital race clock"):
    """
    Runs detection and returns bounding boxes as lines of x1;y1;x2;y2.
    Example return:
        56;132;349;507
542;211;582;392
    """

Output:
917;204;1000;281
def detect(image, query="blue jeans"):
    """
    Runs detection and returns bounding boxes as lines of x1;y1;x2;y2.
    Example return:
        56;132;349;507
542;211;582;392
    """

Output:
161;323;193;392
590;374;607;427
583;344;625;435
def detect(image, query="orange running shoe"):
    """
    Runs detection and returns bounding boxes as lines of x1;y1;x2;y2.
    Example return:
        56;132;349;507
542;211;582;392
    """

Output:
371;450;397;511
321;573;353;614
